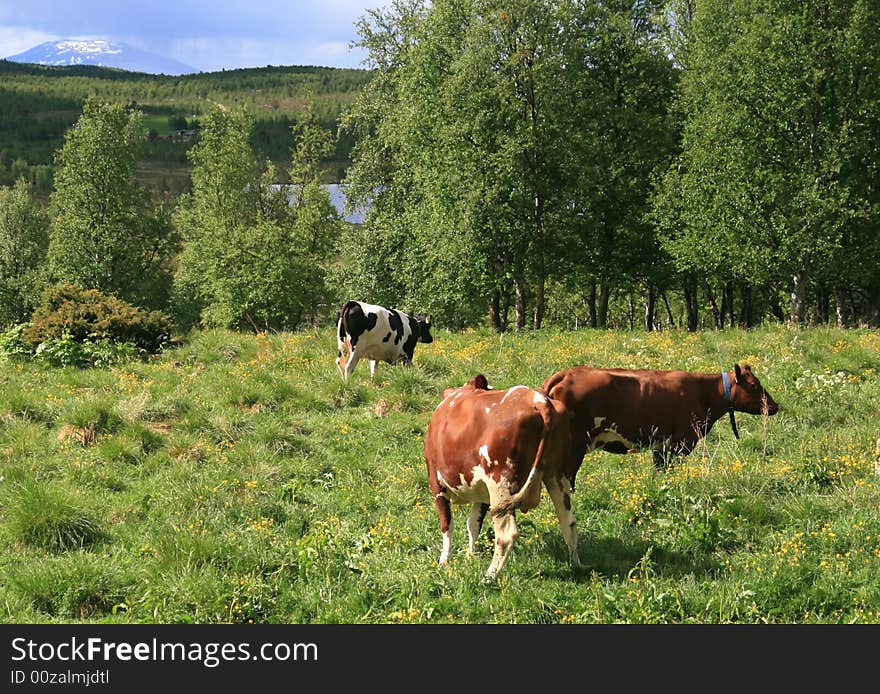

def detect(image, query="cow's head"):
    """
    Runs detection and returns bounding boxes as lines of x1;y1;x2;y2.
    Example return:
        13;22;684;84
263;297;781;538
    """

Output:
466;374;489;390
732;363;779;416
417;314;434;344
440;373;489;401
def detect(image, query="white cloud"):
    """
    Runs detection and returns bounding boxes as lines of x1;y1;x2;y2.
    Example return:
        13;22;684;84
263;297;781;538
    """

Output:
312;41;369;69
166;36;368;71
0;26;58;59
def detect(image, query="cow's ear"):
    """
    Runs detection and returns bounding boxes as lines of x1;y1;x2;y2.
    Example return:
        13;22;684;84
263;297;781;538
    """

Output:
734;364;742;381
425;314;432;325
473;374;488;390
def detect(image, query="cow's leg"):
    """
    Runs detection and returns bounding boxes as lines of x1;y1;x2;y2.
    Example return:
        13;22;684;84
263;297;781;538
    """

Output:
343;351;362;380
565;439;591;492
369;359;378;379
434;494;453;565
336;335;352;380
544;476;580;567
485;510;518;580
466;502;489;556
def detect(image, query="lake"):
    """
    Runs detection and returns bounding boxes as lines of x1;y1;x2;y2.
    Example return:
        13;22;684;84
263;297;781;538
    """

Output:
270;184;368;225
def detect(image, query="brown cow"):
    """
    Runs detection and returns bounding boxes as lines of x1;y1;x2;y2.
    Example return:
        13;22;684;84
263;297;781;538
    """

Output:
424;374;579;580
542;363;779;477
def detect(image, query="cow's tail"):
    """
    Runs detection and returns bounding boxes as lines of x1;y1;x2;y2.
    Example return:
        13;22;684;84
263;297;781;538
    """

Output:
490;396;553;517
338;300;357;350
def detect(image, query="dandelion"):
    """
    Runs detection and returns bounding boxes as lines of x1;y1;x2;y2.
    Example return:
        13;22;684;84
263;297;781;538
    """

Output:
250;517;274;531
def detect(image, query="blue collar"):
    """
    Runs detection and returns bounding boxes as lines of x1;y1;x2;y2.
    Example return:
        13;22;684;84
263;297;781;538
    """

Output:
722;371;740;439
722;371;733;403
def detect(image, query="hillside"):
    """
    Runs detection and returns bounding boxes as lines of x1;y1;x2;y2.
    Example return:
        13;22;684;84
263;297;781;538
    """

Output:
0;60;373;192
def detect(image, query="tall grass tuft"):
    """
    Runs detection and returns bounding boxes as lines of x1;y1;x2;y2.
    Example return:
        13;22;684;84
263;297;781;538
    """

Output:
4;552;134;620
4;481;107;551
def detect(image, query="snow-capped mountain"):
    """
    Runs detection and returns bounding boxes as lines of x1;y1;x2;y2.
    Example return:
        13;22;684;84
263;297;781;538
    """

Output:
5;39;198;75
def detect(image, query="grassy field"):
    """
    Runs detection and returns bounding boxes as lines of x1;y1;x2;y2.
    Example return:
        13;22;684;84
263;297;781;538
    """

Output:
1;324;879;624
141;114;181;138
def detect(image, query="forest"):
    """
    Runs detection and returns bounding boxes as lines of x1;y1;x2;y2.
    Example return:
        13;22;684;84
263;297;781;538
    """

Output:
338;0;880;333
0;0;878;339
0;59;372;192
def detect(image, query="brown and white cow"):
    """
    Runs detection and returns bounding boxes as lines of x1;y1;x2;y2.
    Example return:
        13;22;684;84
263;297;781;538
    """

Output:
336;300;433;381
542;363;779;478
423;374;579;580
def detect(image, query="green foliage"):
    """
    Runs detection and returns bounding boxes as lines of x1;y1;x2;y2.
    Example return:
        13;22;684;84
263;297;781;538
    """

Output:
23;283;172;353
0;61;372;192
0;179;49;327
0;323;34;362
2;6;879;332
341;0;677;331
289;92;337;187
33;333;139;368
558;0;678;324
653;0;880;325
47;96;178;309
174;106;341;331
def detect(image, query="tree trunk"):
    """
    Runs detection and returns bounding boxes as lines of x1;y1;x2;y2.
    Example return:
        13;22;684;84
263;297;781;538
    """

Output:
684;281;699;332
597;284;610;328
789;252;811;325
864;283;880;327
815;288;829;325
740;284;753;328
723;281;735;328
588;282;597;328
834;284;847;327
501;288;511;332
704;282;721;329
768;288;786;322
720;283;729;328
532;192;545;330
515;279;526;331
628;293;635;330
645;285;656;331
489;290;504;333
533;277;545;330
662;291;676;329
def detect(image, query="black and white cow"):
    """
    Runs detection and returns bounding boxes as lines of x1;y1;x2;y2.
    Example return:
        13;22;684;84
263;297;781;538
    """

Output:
335;300;433;380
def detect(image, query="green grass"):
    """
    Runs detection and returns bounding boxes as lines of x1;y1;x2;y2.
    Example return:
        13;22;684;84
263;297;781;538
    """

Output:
142;115;179;137
1;324;879;624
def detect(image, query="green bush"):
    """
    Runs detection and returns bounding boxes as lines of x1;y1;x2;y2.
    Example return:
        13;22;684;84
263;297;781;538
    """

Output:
33;332;139;368
0;323;34;362
24;284;173;353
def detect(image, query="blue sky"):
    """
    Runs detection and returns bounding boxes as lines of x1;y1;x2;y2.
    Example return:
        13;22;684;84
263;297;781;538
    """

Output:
0;1;389;71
